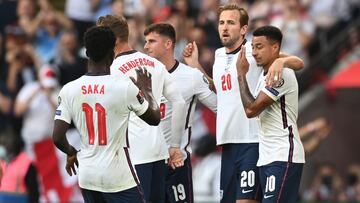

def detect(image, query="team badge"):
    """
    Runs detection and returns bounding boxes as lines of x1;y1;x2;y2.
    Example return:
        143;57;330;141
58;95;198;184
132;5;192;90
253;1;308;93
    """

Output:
274;78;284;88
58;96;62;106
202;75;209;85
136;90;145;104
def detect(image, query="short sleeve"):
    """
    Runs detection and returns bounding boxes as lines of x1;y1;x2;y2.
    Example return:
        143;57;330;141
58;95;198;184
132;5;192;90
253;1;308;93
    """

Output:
126;82;149;116
261;68;296;101
54;87;72;124
193;69;217;112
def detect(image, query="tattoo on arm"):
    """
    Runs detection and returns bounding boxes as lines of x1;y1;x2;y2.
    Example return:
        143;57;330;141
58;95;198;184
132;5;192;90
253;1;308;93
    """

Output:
237;75;255;108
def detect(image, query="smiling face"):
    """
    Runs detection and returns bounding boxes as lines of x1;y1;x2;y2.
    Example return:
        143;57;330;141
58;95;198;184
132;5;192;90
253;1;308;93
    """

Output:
144;32;169;60
218;9;247;51
251;36;278;69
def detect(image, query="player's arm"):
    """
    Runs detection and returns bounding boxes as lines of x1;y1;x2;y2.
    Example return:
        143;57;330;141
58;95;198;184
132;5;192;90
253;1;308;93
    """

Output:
183;41;216;93
237;46;274;117
52;89;78;176
130;68;160;126
163;71;186;148
163;69;186;168
53;120;79;176
266;53;304;86
193;69;217;113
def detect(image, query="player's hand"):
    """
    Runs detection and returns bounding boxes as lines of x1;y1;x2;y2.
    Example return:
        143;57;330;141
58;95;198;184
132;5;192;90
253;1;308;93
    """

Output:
65;147;78;176
183;41;200;68
236;46;249;76
168;147;184;169
266;58;284;87
130;67;152;93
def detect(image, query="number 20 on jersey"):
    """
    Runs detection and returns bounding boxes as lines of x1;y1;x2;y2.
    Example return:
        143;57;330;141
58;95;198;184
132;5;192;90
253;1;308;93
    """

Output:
221;73;232;91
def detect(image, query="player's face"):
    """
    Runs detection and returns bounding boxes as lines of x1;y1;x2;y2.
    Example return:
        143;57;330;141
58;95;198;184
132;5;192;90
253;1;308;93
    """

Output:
251;36;277;67
144;32;167;60
218;10;246;49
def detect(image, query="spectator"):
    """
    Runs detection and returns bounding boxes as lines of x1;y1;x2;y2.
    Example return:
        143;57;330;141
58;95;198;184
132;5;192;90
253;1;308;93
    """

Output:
0;83;11;138
65;0;94;44
31;8;74;64
299;117;331;155
303;163;344;201
339;164;360;201
50;30;87;86
14;66;59;157
5;27;37;97
0;133;40;203
271;0;315;68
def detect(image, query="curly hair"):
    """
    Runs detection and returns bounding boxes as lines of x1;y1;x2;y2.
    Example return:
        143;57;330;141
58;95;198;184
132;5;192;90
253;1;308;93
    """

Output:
84;26;116;62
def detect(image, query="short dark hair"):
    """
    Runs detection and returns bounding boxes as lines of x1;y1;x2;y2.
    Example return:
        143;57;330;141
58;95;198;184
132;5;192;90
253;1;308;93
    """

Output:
253;25;283;46
218;4;249;27
84;26;116;62
144;23;176;44
97;15;129;42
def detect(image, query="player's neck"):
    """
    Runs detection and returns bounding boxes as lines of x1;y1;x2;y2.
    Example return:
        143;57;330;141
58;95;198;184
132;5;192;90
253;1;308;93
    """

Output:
225;38;246;53
87;61;110;76
114;42;133;56
263;56;279;73
162;55;177;72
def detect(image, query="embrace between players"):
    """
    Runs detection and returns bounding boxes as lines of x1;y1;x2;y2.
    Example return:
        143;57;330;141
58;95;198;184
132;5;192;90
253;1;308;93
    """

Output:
52;3;305;203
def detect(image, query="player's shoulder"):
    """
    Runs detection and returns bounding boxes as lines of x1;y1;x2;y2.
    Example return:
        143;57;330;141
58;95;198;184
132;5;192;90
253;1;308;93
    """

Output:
58;76;85;97
215;47;226;57
62;76;84;90
282;67;296;79
178;62;196;72
178;62;204;78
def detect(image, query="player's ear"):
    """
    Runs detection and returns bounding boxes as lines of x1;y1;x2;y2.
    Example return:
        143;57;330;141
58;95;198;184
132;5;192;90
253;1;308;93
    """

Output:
240;24;248;36
271;42;280;54
165;39;172;50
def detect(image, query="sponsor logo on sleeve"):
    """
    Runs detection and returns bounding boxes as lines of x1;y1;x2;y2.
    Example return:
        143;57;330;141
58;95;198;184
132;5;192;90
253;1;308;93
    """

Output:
265;86;279;96
136;90;145;104
55;110;61;116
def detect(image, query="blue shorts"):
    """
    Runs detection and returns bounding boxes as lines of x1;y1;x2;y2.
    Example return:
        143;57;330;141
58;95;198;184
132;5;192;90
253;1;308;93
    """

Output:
135;159;167;203
80;186;145;203
259;161;303;203
220;143;261;202
165;154;193;203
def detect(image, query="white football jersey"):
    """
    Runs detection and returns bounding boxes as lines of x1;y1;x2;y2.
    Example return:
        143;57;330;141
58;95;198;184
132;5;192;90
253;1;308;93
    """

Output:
254;68;305;166
110;50;186;164
213;41;261;145
160;61;217;158
54;75;149;192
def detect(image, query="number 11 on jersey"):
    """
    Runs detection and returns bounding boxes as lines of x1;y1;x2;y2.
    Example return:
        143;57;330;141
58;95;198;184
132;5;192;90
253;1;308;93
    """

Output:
82;103;107;145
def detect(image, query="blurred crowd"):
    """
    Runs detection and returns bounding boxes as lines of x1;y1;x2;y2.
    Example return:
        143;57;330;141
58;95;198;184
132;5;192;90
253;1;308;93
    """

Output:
0;0;359;202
